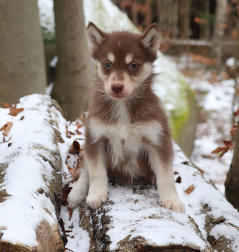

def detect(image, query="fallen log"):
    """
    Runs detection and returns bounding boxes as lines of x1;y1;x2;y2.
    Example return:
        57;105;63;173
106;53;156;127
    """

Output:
0;95;65;252
2;94;239;252
78;184;211;252
65;142;239;251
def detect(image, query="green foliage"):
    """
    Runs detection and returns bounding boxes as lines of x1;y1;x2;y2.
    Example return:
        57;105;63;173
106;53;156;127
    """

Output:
41;26;55;45
197;11;215;25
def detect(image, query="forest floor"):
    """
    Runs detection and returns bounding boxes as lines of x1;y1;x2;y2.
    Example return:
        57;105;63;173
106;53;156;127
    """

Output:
171;54;236;193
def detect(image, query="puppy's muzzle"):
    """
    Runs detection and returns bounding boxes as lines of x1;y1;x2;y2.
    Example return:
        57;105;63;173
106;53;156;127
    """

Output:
111;84;124;94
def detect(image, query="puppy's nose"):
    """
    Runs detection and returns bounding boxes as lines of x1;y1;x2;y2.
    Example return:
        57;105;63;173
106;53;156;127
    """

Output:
111;84;124;94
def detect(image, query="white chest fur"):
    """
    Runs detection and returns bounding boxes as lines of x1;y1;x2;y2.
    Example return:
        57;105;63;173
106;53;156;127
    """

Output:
89;117;162;159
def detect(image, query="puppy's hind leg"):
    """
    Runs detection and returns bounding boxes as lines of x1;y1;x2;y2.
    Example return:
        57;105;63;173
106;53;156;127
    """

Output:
68;166;89;209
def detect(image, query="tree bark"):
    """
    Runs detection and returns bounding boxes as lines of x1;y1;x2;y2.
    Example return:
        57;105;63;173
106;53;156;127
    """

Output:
170;0;179;38
213;0;228;65
78;185;211;252
225;121;239;211
0;0;46;105
179;0;191;39
52;0;92;121
199;1;210;39
0;95;64;252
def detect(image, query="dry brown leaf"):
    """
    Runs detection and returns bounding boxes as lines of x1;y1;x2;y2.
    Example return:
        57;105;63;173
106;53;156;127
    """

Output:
69;141;80;155
233;108;239;116
66;165;79;180
211;139;234;158
2;102;10;108
230;124;238;136
66;125;71;138
68;208;73;220
62;184;72;206
9;106;24;116
185;185;195;194
0;122;13;136
175;176;182;183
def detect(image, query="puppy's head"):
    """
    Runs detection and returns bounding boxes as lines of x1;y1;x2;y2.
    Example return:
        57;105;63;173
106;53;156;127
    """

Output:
86;22;160;99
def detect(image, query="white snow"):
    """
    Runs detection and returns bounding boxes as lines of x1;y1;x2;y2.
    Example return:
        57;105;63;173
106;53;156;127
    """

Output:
0;95;60;246
60;206;90;252
38;0;54;33
107;185;207;250
7;1;238;251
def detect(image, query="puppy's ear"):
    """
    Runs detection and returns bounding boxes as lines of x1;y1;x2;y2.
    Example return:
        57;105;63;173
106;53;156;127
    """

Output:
141;23;161;51
86;22;105;52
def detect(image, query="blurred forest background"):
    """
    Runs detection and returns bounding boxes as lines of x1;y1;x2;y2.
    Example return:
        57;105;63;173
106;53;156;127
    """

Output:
114;0;239;64
0;0;239;210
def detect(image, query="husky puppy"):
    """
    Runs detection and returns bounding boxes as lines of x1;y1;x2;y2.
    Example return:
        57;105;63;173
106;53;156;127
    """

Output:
68;22;184;213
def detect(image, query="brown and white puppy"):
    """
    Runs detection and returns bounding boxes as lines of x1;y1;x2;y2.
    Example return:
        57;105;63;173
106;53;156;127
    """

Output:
68;22;184;213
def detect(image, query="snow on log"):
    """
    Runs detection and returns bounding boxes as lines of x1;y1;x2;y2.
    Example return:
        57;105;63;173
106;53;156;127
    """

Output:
78;187;211;252
65;137;239;251
0;95;65;252
1;94;239;252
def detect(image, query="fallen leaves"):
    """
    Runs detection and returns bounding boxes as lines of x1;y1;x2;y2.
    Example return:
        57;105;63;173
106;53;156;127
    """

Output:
9;106;24;116
234;108;239;117
175;176;182;183
211;140;234;158
0;122;13;137
2;102;10;108
184;185;195;195
69;140;80;155
62;184;72;206
2;102;24;116
230;124;238;136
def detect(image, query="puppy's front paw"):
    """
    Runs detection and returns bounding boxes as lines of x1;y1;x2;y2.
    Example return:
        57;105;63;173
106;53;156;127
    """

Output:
86;185;108;209
160;194;185;213
161;199;185;213
67;184;88;209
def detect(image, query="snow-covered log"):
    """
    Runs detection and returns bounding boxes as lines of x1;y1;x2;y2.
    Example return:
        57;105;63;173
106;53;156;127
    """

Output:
78;187;211;252
70;145;239;252
0;95;65;252
1;94;239;252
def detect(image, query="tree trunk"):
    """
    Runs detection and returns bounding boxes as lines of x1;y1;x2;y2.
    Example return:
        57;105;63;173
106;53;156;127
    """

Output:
0;95;64;252
199;1;210;39
170;0;179;38
0;0;46;105
52;0;92;121
179;0;191;39
225;121;239;210
213;0;228;65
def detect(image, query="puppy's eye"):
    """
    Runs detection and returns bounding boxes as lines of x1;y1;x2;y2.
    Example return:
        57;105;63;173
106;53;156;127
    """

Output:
129;62;140;71
103;61;112;70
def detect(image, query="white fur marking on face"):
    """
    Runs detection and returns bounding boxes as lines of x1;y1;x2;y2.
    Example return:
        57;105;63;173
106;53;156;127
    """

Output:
108;52;115;63
125;53;133;64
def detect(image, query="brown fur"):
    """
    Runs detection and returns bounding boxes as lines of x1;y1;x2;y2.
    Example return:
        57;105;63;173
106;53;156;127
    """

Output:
84;25;173;184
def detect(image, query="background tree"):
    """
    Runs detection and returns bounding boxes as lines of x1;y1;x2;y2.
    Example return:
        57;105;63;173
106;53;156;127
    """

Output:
52;0;92;120
213;0;228;65
178;0;191;39
225;122;239;211
0;0;46;105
